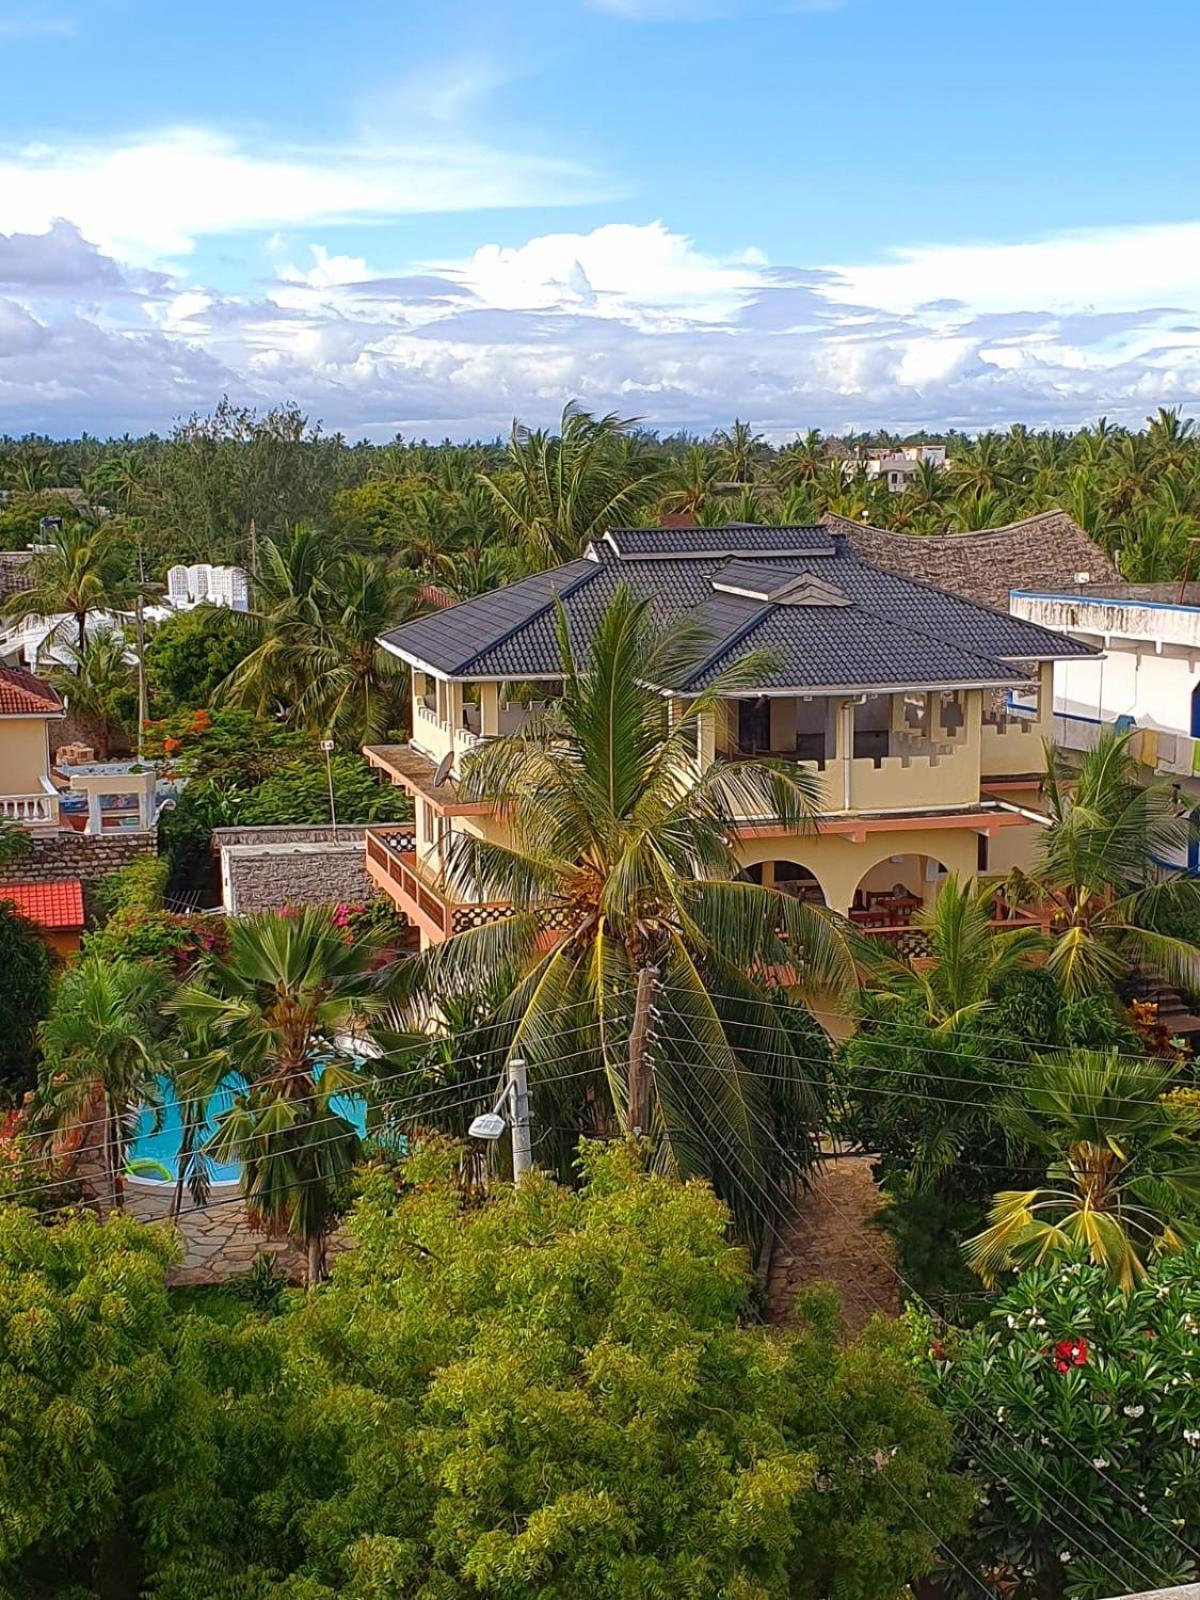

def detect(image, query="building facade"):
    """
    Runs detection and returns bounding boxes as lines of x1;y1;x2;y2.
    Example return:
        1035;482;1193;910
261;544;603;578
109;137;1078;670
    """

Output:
364;525;1094;957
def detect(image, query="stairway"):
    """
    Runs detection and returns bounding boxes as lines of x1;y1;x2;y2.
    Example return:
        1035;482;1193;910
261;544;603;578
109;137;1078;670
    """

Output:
1122;970;1200;1040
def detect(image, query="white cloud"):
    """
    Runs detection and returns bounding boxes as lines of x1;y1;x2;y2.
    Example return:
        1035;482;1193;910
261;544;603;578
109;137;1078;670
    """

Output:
3;215;1200;437
0;126;606;263
0;8;73;39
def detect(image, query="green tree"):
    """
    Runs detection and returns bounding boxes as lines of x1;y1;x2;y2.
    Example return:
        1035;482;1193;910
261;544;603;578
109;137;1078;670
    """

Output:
145;604;251;714
43;623;135;759
482;402;663;565
409;587;860;1244
2;518;134;652
212;1142;967;1600
0;902;52;1103
967;1048;1200;1289
1010;728;1200;997
174;908;384;1283
928;1248;1200;1599
34;955;167;1210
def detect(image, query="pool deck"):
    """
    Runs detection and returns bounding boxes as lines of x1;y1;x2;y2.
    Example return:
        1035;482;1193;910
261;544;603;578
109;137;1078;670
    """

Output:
124;1182;322;1284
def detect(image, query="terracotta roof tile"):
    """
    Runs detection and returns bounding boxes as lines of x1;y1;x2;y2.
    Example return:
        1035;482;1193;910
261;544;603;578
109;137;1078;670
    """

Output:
0;666;62;716
0;879;84;929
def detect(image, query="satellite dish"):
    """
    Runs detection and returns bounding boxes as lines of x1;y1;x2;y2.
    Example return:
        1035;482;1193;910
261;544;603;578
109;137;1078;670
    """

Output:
433;752;454;787
468;1112;506;1141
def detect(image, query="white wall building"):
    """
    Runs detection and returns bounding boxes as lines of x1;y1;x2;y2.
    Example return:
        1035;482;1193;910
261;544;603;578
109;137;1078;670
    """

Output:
863;444;949;492
165;563;249;611
1011;584;1200;863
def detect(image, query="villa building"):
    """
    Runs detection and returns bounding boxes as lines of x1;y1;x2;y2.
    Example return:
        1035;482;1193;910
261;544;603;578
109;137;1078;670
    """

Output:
362;523;1096;955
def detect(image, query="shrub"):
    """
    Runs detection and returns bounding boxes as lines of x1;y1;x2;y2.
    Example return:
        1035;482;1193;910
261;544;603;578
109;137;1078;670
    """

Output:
927;1249;1200;1598
92;853;169;921
82;906;229;973
0;902;52;1103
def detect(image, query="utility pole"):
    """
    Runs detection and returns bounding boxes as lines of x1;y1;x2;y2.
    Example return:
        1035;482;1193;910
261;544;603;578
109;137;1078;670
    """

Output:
507;1058;532;1184
627;965;659;1137
134;590;148;762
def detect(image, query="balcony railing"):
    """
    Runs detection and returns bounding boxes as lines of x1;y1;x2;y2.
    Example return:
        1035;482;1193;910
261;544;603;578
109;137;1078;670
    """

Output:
0;792;56;826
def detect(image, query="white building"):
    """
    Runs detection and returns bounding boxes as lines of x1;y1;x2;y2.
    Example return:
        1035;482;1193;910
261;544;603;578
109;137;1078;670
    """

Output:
165;563;249;611
1011;583;1200;863
863;444;949;492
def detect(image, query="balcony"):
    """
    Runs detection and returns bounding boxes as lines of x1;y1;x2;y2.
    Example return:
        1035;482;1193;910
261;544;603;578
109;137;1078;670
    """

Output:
0;791;57;827
365;827;514;943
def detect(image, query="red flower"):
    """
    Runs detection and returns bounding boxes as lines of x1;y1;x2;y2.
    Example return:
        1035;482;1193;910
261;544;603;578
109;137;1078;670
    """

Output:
1053;1337;1089;1372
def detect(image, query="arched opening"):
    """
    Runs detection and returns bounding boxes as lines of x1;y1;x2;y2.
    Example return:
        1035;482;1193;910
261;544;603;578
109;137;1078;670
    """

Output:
742;860;827;906
849;853;949;930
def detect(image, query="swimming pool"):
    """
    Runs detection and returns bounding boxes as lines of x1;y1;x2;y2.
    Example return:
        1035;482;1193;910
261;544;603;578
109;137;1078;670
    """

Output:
127;1074;369;1187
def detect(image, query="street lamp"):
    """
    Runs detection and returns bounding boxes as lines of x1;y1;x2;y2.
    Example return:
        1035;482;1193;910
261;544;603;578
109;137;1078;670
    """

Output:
468;1059;532;1183
320;738;337;835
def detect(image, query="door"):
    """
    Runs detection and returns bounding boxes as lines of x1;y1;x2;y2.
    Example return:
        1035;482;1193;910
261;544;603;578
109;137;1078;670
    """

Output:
738;699;771;753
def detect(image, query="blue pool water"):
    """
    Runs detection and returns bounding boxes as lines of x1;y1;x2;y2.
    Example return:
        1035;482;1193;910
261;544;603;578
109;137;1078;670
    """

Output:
128;1074;369;1186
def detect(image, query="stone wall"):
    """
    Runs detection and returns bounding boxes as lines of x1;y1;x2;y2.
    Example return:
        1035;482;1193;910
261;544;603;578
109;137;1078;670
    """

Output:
0;829;157;916
219;835;377;915
213;824;368;848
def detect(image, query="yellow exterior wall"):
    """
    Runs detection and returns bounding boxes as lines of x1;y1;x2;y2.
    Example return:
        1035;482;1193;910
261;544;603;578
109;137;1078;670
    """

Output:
980;663;1054;776
734;824;981;914
0;718;51;793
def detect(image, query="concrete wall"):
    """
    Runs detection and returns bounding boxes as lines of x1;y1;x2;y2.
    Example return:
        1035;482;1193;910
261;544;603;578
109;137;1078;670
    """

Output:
221;839;376;915
0;828;156;915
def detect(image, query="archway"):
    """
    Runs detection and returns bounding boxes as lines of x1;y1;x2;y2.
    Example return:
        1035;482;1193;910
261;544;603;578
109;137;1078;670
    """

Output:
743;859;827;906
849;852;949;930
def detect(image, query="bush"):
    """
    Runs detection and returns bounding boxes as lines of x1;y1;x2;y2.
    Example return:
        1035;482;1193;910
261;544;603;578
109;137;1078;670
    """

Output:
145;605;252;714
92;853;168;921
927;1249;1200;1598
0;902;52;1103
82;906;229;972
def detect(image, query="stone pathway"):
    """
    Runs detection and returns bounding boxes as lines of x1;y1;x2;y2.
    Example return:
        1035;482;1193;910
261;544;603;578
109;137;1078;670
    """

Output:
764;1154;899;1336
124;1183;307;1284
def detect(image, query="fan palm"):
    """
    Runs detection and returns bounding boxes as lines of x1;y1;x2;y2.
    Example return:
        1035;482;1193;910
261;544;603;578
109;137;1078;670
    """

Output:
3;519;133;652
1008;728;1200;998
405;587;863;1243
35;956;167;1211
481;402;662;566
173;908;387;1283
863;874;1043;1030
966;1049;1200;1289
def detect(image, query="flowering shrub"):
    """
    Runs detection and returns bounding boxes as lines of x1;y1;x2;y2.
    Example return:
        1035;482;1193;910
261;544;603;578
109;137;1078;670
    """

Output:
925;1250;1200;1598
82;907;229;973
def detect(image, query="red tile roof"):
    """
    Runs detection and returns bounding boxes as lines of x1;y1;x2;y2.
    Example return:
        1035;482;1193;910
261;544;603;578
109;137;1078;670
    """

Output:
0;666;62;717
0;880;85;929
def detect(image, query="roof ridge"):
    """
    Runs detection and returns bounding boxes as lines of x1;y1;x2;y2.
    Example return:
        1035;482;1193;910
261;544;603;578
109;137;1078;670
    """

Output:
822;507;1079;544
450;561;599;675
679;601;777;690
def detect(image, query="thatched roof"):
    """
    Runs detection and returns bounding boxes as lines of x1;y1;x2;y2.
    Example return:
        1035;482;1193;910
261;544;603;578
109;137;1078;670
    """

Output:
822;510;1119;610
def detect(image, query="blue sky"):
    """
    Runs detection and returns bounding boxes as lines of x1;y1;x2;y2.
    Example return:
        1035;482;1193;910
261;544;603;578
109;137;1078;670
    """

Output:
0;0;1198;438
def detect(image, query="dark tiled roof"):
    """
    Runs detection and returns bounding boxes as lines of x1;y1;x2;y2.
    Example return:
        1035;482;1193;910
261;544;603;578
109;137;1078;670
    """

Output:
379;526;1096;694
825;510;1120;608
603;524;836;558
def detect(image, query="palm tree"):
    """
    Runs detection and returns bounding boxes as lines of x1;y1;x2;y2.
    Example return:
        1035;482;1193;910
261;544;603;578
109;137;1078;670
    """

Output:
165;1025;231;1220
966;1049;1200;1289
772;429;826;489
658;443;723;519
863;874;1042;1031
3;519;133;652
713;418;766;485
481;403;662;566
407;588;862;1243
1008;728;1200;997
43;625;134;759
35;956;166;1211
173;908;386;1284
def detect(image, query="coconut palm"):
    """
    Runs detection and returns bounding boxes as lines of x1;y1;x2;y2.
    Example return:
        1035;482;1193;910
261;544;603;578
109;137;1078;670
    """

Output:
405;587;863;1243
863;874;1043;1030
657;443;724;518
43;625;134;759
3;519;133;652
1007;728;1200;998
482;403;662;566
966;1049;1200;1289
173;908;386;1283
35;956;167;1211
713;418;766;485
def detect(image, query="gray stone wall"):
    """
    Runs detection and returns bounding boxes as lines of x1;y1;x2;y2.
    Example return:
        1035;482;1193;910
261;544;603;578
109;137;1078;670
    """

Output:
224;843;376;915
213;824;368;849
0;829;157;915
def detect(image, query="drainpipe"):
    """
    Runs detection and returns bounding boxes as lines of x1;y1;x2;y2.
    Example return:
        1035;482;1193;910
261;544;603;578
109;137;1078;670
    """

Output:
842;696;868;811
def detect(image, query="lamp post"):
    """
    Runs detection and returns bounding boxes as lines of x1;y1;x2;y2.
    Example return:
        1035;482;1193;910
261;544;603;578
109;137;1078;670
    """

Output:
320;738;337;837
468;1058;533;1184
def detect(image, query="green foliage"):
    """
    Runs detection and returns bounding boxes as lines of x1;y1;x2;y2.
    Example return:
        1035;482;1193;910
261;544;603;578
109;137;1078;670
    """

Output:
0;903;52;1103
0;1207;212;1598
928;1249;1200;1599
239;754;412;828
92;854;168;921
0;489;81;549
145;605;251;714
224;1252;290;1316
82;906;229;974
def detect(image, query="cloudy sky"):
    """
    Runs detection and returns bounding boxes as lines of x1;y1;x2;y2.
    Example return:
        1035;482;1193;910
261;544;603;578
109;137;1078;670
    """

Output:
1;0;1198;439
